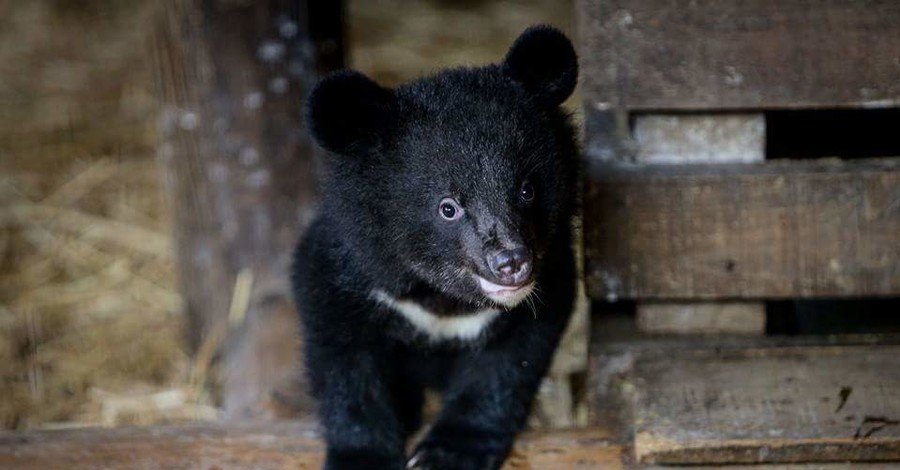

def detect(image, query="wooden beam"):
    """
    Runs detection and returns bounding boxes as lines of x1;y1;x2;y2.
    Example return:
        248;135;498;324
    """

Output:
0;422;625;470
153;0;342;419
632;345;900;464
577;0;900;111
584;158;900;300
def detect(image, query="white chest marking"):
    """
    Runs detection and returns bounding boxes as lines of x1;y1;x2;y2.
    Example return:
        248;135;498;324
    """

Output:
371;290;501;342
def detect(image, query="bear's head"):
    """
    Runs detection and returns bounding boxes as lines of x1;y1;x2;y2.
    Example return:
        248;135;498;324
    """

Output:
307;26;578;309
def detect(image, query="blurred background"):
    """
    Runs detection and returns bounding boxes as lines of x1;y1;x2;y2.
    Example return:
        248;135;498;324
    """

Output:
3;0;899;439
3;2;900;468
0;0;573;430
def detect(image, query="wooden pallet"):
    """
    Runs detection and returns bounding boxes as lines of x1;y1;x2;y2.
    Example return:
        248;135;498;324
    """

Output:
576;1;900;466
578;0;900;303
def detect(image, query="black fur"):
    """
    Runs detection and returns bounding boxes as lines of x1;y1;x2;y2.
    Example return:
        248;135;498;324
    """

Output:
293;25;579;470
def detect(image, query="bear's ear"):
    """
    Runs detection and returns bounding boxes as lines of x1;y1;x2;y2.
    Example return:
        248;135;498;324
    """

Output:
306;70;397;155
501;25;578;107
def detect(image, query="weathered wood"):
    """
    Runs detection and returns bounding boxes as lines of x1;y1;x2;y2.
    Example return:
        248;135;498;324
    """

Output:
584;158;900;300
577;0;900;111
632;345;900;464
587;307;900;420
587;318;900;464
631;114;766;333
637;303;765;335
633;115;765;164
0;423;625;470
153;1;342;418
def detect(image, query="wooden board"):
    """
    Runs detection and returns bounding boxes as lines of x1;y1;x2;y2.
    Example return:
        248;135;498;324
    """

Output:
0;422;624;470
584;158;900;300
632;345;900;464
577;0;900;111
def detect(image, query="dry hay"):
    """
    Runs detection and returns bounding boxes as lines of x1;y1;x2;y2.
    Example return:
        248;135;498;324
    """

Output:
0;1;217;430
0;157;221;429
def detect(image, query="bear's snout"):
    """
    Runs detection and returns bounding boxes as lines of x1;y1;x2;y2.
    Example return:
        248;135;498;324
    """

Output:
487;247;532;287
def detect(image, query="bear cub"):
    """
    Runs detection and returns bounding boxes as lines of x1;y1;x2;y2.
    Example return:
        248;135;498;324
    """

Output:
292;25;579;470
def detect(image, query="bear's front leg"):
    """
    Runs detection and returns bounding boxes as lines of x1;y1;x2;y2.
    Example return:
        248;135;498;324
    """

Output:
309;344;408;470
409;310;570;470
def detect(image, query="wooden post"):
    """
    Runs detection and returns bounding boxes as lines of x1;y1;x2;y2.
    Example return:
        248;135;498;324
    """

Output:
153;0;343;419
631;115;766;335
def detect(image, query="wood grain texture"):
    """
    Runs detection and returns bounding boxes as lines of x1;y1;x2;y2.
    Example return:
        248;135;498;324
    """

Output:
584;158;900;300
586;316;900;433
577;0;900;111
0;423;624;470
633;345;900;464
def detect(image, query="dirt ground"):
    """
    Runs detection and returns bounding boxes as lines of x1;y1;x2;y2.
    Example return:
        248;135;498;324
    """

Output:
0;0;573;430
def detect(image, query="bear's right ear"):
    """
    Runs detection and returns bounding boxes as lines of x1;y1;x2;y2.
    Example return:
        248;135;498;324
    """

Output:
305;70;397;155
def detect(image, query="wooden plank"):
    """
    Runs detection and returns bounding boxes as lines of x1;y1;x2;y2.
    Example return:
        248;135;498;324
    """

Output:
632;345;900;464
577;0;900;111
0;422;324;470
0;422;624;470
632;114;766;334
584;158;900;300
586;311;900;431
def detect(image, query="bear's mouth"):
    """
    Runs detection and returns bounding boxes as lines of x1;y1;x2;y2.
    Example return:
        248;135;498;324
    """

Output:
474;275;535;308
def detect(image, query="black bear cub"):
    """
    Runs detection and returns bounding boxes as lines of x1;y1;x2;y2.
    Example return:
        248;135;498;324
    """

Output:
292;25;579;470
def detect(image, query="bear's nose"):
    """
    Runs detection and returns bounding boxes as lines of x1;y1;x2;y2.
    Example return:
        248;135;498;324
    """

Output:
488;247;533;286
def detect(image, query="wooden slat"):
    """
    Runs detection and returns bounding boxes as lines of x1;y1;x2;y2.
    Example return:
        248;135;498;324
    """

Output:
584;158;900;300
577;0;900;111
0;422;624;470
632;345;900;464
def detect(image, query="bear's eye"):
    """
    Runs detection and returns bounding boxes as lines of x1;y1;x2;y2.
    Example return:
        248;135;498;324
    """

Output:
439;198;463;221
520;181;535;203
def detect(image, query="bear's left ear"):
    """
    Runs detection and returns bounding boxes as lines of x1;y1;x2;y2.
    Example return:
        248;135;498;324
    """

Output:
501;25;578;107
305;70;397;156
